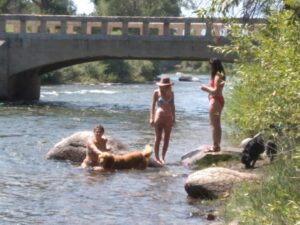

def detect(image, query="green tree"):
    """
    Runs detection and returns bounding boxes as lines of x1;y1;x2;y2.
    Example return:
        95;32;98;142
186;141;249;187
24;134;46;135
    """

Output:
93;0;181;16
30;0;76;15
0;0;75;14
0;0;32;13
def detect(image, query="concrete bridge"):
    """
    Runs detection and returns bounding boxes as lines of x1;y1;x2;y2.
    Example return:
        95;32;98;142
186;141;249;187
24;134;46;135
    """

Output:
0;14;263;100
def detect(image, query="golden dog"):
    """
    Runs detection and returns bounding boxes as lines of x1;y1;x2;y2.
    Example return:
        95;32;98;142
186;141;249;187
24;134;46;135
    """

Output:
98;145;152;170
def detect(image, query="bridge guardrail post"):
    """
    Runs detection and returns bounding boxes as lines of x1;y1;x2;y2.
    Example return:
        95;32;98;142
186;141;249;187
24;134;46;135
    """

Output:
0;18;5;33
143;21;149;36
20;17;26;34
60;20;67;34
101;21;108;35
122;21;128;36
81;19;87;35
163;21;170;36
184;21;191;36
205;21;212;38
40;19;47;34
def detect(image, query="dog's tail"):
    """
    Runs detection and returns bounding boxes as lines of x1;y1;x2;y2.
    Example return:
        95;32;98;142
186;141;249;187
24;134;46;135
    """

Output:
142;145;152;159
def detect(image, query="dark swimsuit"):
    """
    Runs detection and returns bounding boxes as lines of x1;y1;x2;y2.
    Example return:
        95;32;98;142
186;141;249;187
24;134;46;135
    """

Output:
157;95;174;107
209;79;224;108
155;92;174;126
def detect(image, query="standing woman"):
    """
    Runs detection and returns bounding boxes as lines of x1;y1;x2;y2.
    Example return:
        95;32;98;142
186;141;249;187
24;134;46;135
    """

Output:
201;58;226;152
150;77;175;165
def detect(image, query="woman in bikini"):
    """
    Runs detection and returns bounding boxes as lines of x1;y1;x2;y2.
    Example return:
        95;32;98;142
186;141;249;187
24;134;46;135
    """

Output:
201;58;226;152
150;77;175;165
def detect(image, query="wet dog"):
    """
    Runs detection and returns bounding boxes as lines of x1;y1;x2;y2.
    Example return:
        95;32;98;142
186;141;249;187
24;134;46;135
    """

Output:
98;145;152;170
241;133;265;169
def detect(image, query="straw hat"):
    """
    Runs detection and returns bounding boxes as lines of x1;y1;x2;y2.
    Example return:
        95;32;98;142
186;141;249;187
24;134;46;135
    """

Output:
156;77;173;86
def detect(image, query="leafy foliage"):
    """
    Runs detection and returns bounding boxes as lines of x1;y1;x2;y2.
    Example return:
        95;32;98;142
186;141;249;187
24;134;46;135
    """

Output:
197;0;300;223
92;0;181;16
221;9;300;141
0;0;75;14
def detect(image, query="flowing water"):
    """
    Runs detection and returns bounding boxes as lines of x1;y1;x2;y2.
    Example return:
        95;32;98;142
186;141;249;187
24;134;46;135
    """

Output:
0;74;227;225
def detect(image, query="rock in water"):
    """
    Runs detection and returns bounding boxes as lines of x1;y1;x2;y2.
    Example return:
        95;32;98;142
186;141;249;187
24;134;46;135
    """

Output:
181;145;242;166
46;131;128;163
185;167;257;199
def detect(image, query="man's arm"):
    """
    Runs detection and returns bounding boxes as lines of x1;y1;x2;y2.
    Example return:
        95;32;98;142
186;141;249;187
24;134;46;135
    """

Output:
87;140;102;155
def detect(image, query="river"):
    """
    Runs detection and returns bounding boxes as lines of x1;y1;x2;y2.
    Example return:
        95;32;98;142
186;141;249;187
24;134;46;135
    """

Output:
0;74;228;225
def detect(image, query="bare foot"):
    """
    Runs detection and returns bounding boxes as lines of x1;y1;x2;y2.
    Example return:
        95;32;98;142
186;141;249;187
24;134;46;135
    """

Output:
160;159;166;165
205;146;221;152
93;166;104;171
154;159;164;166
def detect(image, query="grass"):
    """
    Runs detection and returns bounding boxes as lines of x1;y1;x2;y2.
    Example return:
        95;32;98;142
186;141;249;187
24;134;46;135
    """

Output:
192;153;240;170
221;151;300;225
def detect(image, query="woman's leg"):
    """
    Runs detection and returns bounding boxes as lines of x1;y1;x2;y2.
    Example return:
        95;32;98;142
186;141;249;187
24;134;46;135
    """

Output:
208;99;223;150
154;123;163;162
161;124;173;164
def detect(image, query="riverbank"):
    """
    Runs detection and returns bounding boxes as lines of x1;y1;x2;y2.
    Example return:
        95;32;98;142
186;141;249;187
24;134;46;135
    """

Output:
183;141;299;224
221;152;299;225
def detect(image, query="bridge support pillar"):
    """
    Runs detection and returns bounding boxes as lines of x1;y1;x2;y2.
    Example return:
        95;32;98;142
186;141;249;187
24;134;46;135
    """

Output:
8;71;41;101
0;39;9;100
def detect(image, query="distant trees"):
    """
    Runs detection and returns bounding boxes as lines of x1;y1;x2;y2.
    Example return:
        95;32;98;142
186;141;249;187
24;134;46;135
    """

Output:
30;0;76;14
93;0;181;16
0;0;75;14
0;0;31;13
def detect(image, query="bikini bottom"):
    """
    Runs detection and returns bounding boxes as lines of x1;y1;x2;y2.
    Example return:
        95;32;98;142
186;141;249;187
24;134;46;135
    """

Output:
209;95;224;109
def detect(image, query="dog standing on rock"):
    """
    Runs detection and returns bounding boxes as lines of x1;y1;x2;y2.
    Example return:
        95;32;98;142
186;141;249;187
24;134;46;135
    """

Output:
241;133;265;169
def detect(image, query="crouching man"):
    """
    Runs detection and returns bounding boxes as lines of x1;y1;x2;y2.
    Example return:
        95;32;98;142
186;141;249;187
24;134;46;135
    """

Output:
81;124;111;170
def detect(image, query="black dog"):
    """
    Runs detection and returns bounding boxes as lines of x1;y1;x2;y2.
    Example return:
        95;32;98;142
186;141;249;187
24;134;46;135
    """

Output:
241;133;265;169
265;140;277;162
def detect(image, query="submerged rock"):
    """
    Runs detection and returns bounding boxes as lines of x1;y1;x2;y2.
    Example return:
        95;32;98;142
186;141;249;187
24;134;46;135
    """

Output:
184;167;257;199
46;131;128;163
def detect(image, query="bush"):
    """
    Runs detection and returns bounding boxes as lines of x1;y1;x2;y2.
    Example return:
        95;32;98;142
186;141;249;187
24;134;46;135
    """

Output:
221;10;300;141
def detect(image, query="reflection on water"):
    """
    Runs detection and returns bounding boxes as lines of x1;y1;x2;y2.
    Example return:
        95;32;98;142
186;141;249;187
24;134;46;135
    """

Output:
0;75;221;225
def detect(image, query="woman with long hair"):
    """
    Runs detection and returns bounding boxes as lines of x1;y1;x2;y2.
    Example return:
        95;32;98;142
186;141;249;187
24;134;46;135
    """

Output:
201;58;226;152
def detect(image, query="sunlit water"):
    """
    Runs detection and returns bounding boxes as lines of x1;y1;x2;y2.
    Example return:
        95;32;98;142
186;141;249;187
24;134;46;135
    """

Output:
0;74;229;225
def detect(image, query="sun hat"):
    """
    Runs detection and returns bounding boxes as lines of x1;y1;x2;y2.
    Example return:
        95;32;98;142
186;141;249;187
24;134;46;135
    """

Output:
156;77;173;86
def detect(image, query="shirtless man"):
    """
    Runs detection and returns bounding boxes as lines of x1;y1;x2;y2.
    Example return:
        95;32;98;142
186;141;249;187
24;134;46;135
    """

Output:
81;124;111;170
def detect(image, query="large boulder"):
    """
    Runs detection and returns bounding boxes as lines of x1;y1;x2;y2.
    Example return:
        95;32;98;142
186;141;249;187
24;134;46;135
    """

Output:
184;167;257;199
46;131;128;163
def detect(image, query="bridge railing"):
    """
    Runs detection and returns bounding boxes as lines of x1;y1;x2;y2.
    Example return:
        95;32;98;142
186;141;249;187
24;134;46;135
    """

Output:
0;14;264;39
